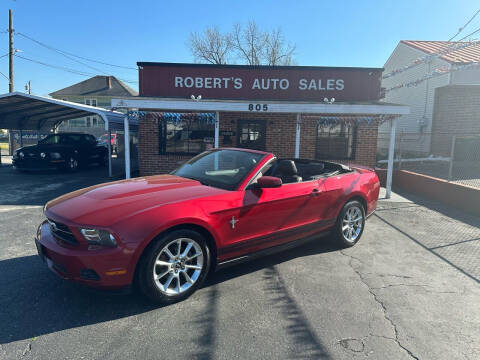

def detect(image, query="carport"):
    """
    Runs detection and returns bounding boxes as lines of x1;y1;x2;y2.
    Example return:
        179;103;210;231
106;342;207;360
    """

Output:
0;92;134;178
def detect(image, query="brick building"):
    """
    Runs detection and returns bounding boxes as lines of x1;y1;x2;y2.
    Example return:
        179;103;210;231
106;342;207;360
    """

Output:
112;62;408;176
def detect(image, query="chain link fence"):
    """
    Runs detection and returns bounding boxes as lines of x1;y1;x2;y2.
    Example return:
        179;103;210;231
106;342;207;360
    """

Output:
377;131;480;189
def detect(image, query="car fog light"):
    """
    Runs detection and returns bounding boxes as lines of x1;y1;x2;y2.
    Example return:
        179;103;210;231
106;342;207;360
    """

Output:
40;152;46;159
80;228;117;248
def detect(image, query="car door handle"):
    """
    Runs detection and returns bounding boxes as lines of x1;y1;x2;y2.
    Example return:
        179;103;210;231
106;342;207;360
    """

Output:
311;188;320;196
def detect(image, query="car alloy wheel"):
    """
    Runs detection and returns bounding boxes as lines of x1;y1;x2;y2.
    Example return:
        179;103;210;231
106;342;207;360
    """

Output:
68;157;78;171
341;205;363;243
153;237;204;296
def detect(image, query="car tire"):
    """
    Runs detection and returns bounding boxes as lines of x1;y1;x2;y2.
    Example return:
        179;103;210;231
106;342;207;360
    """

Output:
333;200;365;248
66;156;78;172
137;229;211;305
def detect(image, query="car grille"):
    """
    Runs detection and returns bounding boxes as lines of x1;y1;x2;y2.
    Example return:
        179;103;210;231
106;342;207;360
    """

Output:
47;218;78;245
26;151;39;159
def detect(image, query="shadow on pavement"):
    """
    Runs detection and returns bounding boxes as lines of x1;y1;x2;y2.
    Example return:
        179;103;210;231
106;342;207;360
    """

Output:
0;166;115;206
376;190;480;284
0;236;340;346
262;266;331;359
189;285;219;360
393;190;480;230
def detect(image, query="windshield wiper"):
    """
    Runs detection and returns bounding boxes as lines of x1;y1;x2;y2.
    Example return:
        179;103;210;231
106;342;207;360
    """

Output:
180;175;210;187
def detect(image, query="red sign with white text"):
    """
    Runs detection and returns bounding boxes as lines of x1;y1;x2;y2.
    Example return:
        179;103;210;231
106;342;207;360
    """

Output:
138;62;382;102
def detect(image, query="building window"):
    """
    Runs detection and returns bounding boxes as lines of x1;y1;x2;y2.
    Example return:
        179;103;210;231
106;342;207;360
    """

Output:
237;119;266;150
315;123;356;160
84;99;97;128
159;117;215;155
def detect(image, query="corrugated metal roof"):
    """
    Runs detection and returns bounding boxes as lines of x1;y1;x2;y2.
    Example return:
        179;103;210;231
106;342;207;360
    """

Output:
49;75;138;97
401;40;480;64
0;92;127;130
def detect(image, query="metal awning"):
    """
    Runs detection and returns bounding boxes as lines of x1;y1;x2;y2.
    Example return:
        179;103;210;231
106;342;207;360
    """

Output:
0;92;128;131
111;97;409;115
0;92;134;178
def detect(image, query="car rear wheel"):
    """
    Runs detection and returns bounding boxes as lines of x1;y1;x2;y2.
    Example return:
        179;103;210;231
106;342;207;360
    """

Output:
333;200;365;248
137;229;211;304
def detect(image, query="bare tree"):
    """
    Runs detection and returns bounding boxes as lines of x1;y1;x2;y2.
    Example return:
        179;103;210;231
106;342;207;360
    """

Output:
188;26;232;64
188;21;296;65
231;21;268;65
264;28;296;65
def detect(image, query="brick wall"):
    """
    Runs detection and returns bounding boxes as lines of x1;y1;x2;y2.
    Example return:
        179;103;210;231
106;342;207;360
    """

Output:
138;111;379;176
219;112;297;158
431;85;480;156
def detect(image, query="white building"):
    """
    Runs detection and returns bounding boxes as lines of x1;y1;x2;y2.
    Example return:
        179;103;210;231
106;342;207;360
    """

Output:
379;40;480;157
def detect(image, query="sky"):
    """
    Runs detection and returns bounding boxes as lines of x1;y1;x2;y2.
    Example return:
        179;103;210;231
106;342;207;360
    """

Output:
0;0;478;96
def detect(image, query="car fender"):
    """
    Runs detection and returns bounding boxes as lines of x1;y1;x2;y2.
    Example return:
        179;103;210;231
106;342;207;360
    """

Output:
115;205;221;277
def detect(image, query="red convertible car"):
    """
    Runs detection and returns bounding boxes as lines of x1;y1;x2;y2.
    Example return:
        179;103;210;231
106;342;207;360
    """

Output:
36;148;380;304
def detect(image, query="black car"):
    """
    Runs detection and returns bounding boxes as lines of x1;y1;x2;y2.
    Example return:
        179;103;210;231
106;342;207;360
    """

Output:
13;133;108;171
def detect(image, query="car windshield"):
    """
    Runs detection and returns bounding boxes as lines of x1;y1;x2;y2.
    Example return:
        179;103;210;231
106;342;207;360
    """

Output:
38;134;64;144
173;149;265;190
39;134;82;144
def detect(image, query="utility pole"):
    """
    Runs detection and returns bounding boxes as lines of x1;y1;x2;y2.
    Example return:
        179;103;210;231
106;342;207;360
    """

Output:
25;80;31;94
8;9;14;92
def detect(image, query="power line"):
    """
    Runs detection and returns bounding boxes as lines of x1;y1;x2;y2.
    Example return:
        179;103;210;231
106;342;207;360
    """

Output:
15;54;97;76
449;9;480;41
16;32;137;70
15;54;138;83
456;25;480;42
17;32;112;76
0;69;9;81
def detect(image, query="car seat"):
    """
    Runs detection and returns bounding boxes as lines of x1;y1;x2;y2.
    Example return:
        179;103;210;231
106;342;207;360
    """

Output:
275;160;302;183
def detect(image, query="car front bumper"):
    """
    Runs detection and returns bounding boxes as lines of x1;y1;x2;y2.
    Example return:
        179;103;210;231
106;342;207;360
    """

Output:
13;157;66;170
35;221;134;289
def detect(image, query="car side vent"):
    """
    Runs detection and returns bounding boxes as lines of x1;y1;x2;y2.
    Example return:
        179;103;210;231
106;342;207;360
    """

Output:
47;218;78;245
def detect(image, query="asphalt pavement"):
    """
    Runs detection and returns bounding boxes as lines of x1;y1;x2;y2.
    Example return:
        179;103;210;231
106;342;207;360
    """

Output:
0;165;479;360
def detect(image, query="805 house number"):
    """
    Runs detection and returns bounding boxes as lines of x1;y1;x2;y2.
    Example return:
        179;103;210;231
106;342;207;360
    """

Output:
248;104;268;111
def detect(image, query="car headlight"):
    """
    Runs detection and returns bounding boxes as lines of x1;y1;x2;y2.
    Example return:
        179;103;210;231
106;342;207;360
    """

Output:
18;151;24;158
50;152;61;159
79;228;117;247
40;152;46;159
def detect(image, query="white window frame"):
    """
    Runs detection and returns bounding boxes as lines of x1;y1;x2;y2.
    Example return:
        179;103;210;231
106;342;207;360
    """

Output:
85;99;98;127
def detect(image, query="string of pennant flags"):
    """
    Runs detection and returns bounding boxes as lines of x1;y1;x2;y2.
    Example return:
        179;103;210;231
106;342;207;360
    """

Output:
385;61;480;93
303;115;397;127
128;111;217;124
382;40;480;79
129;111;396;127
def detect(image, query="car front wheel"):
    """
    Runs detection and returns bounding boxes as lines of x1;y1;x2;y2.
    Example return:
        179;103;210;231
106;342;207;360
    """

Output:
137;229;211;304
333;200;365;248
66;156;78;172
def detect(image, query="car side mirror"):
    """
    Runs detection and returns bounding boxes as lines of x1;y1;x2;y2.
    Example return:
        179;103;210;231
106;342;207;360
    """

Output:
257;176;282;188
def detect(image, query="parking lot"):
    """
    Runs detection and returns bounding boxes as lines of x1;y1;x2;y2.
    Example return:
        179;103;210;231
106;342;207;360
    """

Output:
0;165;479;360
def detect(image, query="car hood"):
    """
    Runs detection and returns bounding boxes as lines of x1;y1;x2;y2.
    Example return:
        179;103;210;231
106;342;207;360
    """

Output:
45;175;228;226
